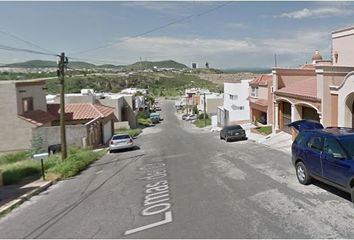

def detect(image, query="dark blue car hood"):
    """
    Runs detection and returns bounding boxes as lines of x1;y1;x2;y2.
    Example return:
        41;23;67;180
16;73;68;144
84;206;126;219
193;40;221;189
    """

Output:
288;119;323;132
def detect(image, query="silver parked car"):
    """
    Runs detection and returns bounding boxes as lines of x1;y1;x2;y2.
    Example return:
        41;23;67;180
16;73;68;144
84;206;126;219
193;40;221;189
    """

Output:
109;134;135;153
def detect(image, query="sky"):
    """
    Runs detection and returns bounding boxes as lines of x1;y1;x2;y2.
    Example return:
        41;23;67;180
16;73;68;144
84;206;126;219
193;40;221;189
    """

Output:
0;1;354;69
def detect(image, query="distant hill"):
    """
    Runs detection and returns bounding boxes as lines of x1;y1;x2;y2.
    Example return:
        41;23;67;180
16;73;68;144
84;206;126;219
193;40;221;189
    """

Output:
125;60;188;71
5;60;57;68
3;59;189;70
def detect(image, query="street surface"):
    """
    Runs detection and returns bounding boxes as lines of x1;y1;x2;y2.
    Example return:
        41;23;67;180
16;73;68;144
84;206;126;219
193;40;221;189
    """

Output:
1;100;354;238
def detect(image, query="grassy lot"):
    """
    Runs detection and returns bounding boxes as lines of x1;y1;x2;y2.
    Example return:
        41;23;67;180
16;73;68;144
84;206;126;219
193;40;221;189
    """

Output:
257;126;272;135
0;148;105;185
193;118;212;128
115;128;142;138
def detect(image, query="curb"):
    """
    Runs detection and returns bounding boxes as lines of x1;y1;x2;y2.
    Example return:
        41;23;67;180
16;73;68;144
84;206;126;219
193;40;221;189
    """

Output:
0;179;56;217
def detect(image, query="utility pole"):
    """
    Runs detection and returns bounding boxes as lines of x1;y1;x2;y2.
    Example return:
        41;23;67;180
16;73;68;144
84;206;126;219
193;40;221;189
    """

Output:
203;93;206;127
57;52;68;160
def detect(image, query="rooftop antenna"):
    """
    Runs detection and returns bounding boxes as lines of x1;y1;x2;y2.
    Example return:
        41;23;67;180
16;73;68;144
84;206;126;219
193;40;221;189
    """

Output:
274;53;277;67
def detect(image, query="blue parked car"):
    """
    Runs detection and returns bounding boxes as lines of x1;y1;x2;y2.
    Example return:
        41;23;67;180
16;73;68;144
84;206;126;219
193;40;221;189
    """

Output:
290;120;354;203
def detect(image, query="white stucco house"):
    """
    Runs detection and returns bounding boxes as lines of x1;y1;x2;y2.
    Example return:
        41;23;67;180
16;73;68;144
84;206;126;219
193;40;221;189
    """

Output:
217;80;252;127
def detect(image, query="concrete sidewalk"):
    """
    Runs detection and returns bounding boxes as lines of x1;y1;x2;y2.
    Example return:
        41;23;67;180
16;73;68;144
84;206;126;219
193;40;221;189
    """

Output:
0;178;54;216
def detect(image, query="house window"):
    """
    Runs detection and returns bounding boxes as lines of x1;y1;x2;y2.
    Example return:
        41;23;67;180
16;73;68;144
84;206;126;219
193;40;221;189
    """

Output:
229;94;238;100
251;86;258;97
236;106;244;110
22;97;33;112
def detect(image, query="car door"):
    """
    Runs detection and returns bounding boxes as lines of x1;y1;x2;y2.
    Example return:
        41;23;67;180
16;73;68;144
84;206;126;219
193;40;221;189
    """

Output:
321;137;351;187
304;135;323;177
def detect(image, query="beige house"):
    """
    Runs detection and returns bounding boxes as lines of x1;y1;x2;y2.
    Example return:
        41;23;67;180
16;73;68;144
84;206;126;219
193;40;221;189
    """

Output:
199;93;223;116
0;80;55;152
0;80;116;153
272;25;354;133
248;74;273;125
48;92;138;129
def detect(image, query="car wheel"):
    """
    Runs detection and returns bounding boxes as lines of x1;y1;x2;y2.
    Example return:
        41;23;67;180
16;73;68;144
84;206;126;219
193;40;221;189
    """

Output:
296;161;311;185
351;186;354;204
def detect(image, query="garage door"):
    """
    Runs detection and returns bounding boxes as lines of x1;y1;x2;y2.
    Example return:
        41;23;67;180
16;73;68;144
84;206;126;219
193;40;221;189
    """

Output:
103;120;112;144
302;107;320;122
282;102;291;134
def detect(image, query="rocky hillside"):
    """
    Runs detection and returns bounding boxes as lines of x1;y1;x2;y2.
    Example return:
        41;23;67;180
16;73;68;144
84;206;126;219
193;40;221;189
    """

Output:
198;72;261;85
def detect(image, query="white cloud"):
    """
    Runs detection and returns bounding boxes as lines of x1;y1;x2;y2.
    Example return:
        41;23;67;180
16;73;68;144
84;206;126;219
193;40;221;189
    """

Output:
111;30;330;68
224;22;247;30
277;7;354;19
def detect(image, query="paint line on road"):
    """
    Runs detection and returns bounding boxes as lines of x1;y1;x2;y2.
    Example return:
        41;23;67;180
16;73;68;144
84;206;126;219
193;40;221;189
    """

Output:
124;211;173;235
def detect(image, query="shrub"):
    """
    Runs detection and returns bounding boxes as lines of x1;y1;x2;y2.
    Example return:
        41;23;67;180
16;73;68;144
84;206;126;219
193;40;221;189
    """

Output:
193;118;212;128
2;160;41;185
198;113;209;120
138;118;151;127
137;111;149;119
1;148;105;185
0;151;30;165
115;128;142;137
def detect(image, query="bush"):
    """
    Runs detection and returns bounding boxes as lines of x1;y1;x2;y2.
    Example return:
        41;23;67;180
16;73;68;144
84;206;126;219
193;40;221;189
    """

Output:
0;151;30;165
138;118;151;127
1;148;105;185
47;149;105;179
193;118;212;128
198;113;209;120
137;111;149;119
115;128;142;138
2;160;41;185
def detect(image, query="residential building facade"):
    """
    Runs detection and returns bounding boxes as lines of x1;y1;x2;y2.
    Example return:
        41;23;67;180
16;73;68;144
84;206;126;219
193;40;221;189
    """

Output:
218;80;251;127
248;75;273;125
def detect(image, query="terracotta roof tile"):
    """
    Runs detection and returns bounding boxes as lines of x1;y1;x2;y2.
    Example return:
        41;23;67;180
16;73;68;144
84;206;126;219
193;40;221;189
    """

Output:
254;98;268;106
18;110;57;127
275;76;317;99
249;74;272;86
48;103;115;121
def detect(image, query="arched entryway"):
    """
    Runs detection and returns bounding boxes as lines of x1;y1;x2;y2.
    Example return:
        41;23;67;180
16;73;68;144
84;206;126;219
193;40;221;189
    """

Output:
278;100;292;134
301;106;320;122
344;93;354;128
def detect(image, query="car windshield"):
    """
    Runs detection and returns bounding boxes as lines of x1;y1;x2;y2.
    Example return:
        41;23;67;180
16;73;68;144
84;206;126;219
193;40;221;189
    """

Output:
112;135;130;140
227;125;242;130
338;137;354;158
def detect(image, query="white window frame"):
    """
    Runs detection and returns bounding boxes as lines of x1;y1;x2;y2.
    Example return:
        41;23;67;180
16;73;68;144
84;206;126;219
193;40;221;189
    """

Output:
251;86;258;97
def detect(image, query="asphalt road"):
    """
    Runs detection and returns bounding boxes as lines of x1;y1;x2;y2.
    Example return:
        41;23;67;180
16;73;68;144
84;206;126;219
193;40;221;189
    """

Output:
1;100;354;238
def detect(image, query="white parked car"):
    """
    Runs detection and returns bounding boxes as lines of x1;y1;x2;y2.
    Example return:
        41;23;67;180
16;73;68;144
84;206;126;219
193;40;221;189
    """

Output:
109;134;135;153
185;114;197;121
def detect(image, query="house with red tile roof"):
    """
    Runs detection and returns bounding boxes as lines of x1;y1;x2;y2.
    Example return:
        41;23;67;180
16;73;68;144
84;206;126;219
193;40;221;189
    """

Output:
271;25;354;133
248;74;273;125
0;80;117;152
0;80;55;152
47;102;117;144
272;66;319;133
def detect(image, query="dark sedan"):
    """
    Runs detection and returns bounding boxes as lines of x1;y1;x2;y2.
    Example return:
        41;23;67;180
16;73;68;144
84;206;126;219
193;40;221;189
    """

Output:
220;125;247;142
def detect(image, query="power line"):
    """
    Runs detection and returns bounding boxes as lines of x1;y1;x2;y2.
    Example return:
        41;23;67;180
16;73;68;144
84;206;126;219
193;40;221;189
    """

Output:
0;44;57;57
72;1;231;55
0;29;56;55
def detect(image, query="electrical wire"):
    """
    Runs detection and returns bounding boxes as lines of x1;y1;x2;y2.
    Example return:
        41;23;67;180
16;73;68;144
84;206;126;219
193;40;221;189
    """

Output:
72;1;231;55
0;29;57;55
0;44;57;57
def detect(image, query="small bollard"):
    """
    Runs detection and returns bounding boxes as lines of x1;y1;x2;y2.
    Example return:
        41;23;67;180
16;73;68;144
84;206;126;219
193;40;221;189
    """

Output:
40;159;45;180
33;153;49;180
0;169;3;186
